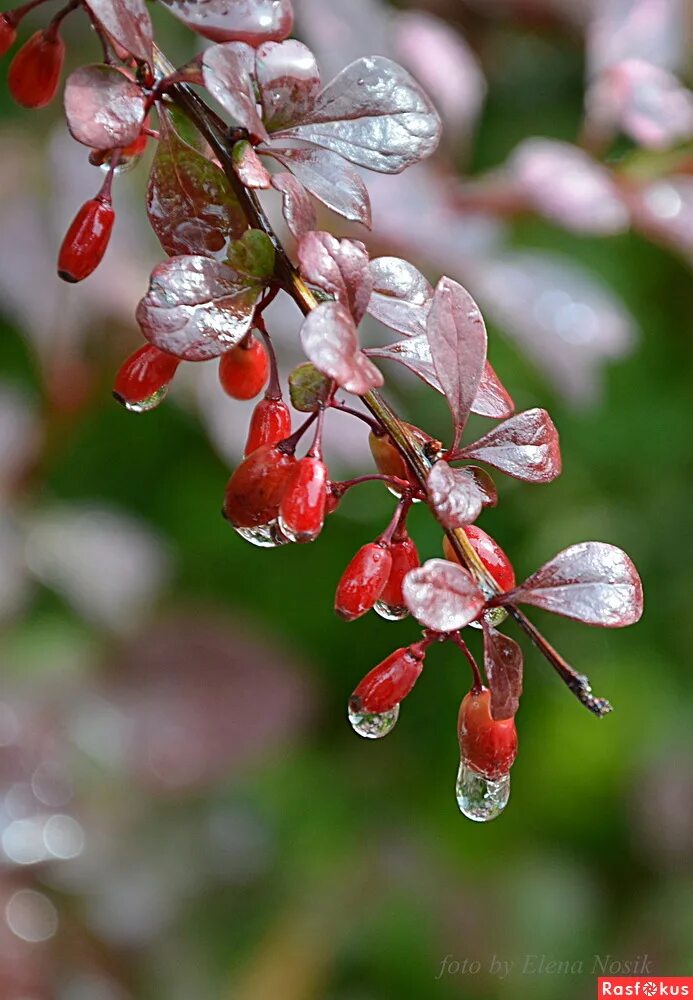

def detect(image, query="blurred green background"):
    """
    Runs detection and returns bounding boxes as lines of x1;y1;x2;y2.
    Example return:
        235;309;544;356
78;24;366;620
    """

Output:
0;1;691;998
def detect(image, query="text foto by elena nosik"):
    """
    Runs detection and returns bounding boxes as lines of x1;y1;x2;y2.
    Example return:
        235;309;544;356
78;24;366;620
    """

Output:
436;955;654;981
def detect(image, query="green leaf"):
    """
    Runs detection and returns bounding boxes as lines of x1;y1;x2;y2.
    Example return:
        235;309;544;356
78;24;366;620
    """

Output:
288;362;332;412
226;230;276;279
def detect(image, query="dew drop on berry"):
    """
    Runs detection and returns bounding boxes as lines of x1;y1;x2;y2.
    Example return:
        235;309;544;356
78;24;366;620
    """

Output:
469;606;510;631
455;761;510;822
234;520;290;548
373;600;409;622
119;386;168;413
347;700;399;739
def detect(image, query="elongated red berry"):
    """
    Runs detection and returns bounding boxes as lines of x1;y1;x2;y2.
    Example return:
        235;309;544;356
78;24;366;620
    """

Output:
218;337;269;400
0;14;17;55
223;444;296;528
443;525;515;592
8;30;65;108
335;542;392;621
58;197;115;283
368;424;432;491
113;345;180;412
351;642;427;714
244;397;291;456
458;688;518;780
278;457;328;543
379;533;419;609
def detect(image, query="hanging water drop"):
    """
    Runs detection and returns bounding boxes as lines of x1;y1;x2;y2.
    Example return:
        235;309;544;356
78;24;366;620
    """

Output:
234;520;290;549
119;385;168;413
373;599;409;622
455;761;510;822
469;607;509;631
348;699;399;738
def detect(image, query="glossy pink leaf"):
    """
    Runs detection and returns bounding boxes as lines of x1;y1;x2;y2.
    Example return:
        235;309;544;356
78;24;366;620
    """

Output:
507;542;644;627
366;335;513;419
64;65;146;150
427;460;484;528
260;146;371;227
136;255;261;362
426;276;487;437
255;40;320;131
367;256;432;337
272;173;316;239
300;300;383;395
459;408;561;483
272;56;442;173
84;0;152;63
298;232;372;324
147;112;247;260
402;558;485;632
232;141;271;188
202;43;268;144
482;624;523;721
509;138;628;234
159;0;293;45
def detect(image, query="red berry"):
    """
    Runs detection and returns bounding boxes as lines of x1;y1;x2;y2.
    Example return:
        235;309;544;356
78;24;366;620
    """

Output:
368;424;432;491
379;532;419;609
218;337;269;400
223;444;296;528
8;30;65;108
57;198;115;283
325;483;342;515
335;542;392;621
278;456;328;543
351;642;427;714
458;688;518;780
443;525;515;592
113;345;180;412
244;397;291;456
0;15;17;55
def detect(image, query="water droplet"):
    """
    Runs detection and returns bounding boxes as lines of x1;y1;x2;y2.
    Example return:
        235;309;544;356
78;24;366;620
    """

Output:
234;520;290;548
373;600;409;621
348;700;399;738
469;606;509;630
455;761;510;822
118;386;168;413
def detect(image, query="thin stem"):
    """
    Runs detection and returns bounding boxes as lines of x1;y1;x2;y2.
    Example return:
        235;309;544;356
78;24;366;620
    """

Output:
377;495;412;546
44;0;78;39
307;405;325;460
255;324;282;401
450;632;484;692
329;398;383;435
331;473;411;497
277;411;317;455
6;0;52;27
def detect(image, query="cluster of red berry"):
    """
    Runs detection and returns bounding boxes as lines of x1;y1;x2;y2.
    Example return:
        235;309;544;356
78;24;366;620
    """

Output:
1;0;644;822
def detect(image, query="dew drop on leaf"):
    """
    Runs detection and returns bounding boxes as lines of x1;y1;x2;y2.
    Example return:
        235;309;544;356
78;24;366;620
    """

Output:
468;606;509;631
234;520;290;548
373;599;409;621
455;760;510;822
348;700;399;738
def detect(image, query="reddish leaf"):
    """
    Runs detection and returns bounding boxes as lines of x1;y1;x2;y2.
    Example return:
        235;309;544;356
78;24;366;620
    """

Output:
255;40;320;131
482;624;523;721
367;335;513;419
136;255;261;362
300;301;383;395
201;43;268;144
298;231;372;324
272;56;442;173
232;140;271;188
466;466;498;508
367;256;432;337
427;460;484;528
402;558;485;632
64;65;146;150
459;408;561;483
261;146;371;227
147;112;247;260
507;542;644;628
84;0;152;63
426;277;487;438
272;173;316;239
159;0;293;45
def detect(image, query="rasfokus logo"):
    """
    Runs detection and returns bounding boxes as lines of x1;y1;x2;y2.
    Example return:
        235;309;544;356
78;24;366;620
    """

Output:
599;979;692;997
